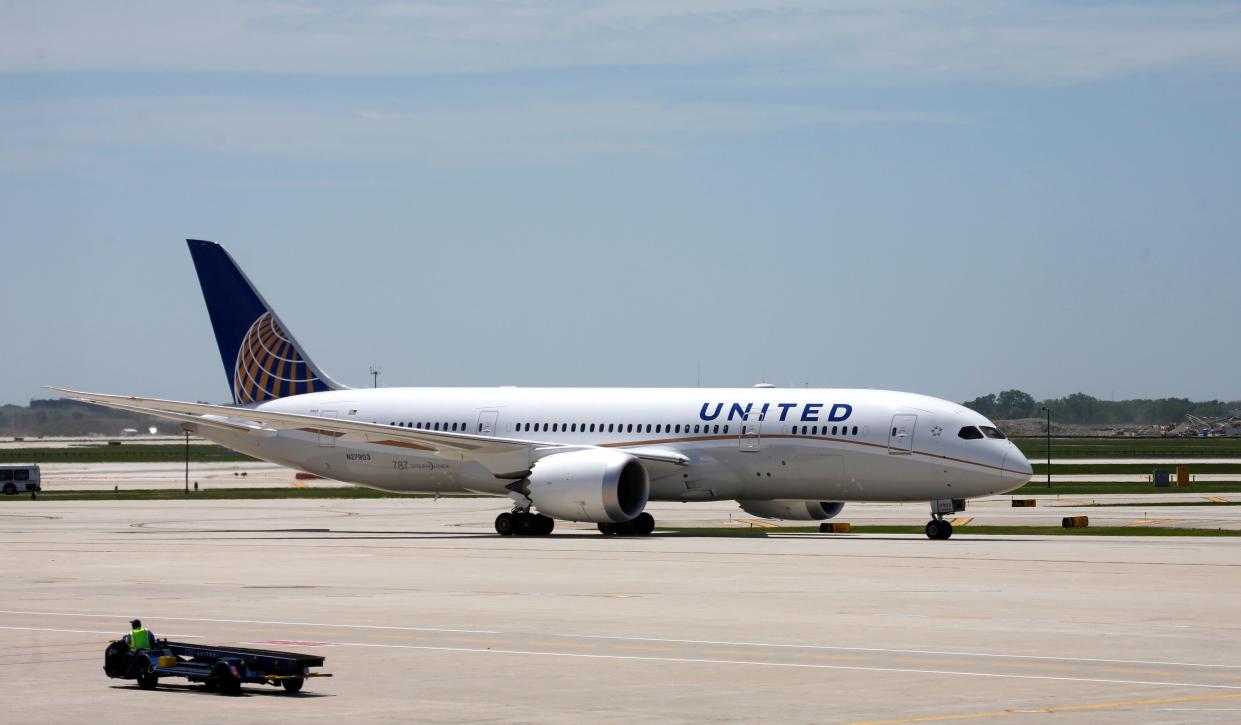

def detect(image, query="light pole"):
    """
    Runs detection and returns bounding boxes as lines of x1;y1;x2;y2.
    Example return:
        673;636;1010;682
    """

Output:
1041;406;1051;489
369;365;381;388
184;429;190;494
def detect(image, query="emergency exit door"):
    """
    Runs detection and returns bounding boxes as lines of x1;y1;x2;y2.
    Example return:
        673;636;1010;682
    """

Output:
477;410;499;436
739;410;763;452
888;414;916;454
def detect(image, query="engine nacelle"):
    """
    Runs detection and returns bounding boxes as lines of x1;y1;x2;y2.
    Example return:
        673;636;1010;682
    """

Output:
737;500;845;521
527;450;649;523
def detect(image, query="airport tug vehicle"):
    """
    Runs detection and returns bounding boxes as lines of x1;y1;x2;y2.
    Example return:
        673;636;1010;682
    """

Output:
104;638;331;694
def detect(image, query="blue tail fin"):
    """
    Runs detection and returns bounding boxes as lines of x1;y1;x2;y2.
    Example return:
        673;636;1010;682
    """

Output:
186;239;345;405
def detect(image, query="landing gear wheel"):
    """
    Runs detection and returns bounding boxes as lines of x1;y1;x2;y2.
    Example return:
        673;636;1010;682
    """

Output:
631;512;655;536
598;522;618;535
282;677;304;693
925;520;953;540
516;513;535;536
534;514;555;536
495;512;516;536
136;670;159;690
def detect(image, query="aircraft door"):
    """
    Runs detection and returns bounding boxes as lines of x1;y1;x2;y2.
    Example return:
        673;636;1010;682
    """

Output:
318;411;338;448
477;410;499;436
888;414;916;454
739;409;763;452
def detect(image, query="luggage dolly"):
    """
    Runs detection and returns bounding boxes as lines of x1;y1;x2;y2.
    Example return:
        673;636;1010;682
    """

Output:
105;639;331;694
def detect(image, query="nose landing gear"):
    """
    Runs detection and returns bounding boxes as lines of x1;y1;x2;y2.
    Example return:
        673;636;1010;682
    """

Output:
926;498;964;540
925;518;953;540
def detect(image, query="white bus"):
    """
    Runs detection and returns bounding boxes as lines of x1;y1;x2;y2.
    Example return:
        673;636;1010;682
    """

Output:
0;464;41;495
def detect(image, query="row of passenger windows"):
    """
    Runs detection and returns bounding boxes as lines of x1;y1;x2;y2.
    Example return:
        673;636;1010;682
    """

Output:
390;421;467;432
790;424;859;436
517;422;728;435
381;419;861;438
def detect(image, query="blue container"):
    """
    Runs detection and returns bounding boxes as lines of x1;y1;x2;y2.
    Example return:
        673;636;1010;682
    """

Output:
1153;469;1170;487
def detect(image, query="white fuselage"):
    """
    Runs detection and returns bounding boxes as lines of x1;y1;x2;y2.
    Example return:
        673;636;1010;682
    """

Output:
200;387;1032;504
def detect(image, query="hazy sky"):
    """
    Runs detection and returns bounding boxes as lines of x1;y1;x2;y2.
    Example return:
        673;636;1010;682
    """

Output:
2;1;1239;406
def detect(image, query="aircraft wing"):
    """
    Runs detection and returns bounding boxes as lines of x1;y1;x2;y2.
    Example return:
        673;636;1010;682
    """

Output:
49;388;688;478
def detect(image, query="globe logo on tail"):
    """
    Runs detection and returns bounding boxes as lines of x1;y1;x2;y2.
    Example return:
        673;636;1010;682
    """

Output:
233;312;324;404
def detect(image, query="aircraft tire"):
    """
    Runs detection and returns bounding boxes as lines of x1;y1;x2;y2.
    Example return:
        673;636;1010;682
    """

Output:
495;513;516;536
632;512;655;536
597;522;617;535
535;514;555;535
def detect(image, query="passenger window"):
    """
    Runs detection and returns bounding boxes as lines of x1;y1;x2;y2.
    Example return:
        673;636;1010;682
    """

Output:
589;424;595;432
980;426;1007;440
852;426;858;435
723;425;729;434
0;471;10;481
15;470;28;481
542;423;549;432
833;425;839;435
958;426;984;440
694;424;700;433
608;424;614;433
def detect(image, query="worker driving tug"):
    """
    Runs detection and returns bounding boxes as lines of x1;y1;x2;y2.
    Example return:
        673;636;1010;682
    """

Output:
125;619;156;653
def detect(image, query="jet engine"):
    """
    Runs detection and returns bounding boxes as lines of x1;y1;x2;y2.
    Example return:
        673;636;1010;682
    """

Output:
527;449;649;523
737;500;845;521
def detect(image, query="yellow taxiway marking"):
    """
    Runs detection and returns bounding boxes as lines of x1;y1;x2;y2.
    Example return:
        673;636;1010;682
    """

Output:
849;692;1241;724
292;481;308;489
1127;518;1178;527
734;518;778;528
1207;496;1228;503
950;517;973;526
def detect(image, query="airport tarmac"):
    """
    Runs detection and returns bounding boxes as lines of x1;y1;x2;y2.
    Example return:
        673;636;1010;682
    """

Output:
2;498;1240;723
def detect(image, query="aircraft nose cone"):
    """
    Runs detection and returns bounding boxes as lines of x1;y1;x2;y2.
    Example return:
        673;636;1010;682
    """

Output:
1003;446;1033;478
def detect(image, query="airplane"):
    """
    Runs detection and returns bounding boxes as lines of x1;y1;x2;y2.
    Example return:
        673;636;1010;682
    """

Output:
54;240;1033;540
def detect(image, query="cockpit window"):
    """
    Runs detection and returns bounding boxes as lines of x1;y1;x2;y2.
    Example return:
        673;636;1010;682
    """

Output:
980;426;1007;440
957;426;984;440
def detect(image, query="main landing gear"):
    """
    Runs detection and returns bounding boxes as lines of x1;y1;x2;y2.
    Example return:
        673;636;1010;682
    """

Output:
926;498;964;540
598;512;655;537
495;511;555;536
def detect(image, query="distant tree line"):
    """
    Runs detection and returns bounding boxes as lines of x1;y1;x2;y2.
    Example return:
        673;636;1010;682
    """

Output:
963;390;1241;425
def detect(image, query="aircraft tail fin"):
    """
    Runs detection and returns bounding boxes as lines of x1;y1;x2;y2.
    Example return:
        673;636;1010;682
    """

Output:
186;239;346;404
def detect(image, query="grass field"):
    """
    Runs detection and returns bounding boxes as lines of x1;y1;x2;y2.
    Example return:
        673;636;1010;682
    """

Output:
0;444;254;464
1011;481;1241;495
1031;463;1241;475
1013;436;1241;459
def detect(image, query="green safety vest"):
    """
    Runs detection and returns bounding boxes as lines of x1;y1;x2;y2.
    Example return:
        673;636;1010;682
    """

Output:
129;627;152;651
